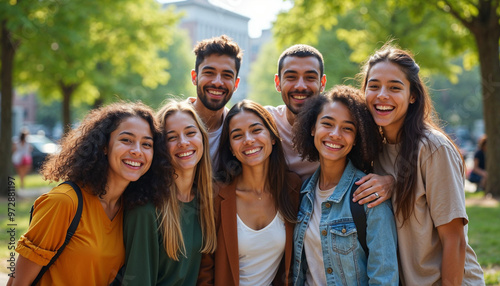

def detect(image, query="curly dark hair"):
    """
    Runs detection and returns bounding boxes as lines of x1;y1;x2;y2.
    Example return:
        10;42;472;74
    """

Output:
193;35;243;77
41;101;174;209
293;85;380;173
216;100;296;223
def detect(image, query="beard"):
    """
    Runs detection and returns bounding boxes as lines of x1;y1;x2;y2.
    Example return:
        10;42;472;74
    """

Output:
196;84;232;111
284;90;314;115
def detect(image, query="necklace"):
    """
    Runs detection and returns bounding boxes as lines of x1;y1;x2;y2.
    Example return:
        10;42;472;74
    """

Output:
236;188;264;200
256;191;262;200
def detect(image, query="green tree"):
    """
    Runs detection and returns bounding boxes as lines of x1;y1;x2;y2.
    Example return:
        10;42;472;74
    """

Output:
0;0;179;195
89;28;195;109
247;41;282;106
1;0;52;195
15;0;179;133
152;29;196;105
274;0;500;197
431;63;482;132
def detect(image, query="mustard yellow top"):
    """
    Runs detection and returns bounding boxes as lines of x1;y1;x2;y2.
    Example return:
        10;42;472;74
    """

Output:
16;183;125;285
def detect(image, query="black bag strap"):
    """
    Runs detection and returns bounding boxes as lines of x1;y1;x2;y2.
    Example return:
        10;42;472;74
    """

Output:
349;183;369;257
30;181;83;286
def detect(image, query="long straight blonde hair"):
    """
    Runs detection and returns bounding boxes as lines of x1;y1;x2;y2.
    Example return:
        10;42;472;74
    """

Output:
156;100;216;260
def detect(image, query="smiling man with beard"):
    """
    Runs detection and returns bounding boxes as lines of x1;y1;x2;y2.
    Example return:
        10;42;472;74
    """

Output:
189;35;242;166
266;44;327;180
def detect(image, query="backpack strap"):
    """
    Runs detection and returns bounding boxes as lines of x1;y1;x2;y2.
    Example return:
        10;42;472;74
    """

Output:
30;181;83;286
349;183;369;257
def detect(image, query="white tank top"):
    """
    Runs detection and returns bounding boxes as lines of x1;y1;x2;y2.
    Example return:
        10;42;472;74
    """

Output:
237;212;286;286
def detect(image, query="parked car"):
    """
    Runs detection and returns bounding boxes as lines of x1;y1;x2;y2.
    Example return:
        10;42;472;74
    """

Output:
26;134;60;170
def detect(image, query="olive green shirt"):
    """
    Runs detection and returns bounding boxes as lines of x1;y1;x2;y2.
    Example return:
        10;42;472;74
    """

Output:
122;199;202;286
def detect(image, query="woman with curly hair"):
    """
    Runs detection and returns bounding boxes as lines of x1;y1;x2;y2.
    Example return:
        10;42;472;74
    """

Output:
121;100;216;286
292;85;398;285
198;100;301;286
9;102;172;286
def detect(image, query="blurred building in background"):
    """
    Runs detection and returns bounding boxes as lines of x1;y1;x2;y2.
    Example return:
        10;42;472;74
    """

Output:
12;92;37;137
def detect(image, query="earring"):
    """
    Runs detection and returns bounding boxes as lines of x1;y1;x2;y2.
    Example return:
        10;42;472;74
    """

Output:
378;126;387;144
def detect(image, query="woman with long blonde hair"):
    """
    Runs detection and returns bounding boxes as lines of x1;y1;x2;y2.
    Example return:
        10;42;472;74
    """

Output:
122;100;216;286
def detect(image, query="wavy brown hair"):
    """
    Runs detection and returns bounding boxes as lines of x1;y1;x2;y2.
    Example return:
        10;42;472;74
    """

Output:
156;100;216;260
358;44;463;224
216;100;296;223
41;101;173;209
293;85;380;173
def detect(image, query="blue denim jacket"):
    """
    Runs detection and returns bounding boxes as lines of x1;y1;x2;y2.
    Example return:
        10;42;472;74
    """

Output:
293;160;399;285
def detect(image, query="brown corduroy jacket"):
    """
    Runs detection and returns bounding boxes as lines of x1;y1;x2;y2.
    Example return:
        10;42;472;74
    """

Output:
197;172;301;286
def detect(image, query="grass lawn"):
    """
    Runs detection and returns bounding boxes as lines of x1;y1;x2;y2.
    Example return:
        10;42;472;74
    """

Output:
465;192;500;285
0;178;499;284
10;173;58;189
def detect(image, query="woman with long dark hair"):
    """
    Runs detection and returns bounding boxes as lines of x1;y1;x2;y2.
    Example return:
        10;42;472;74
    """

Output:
198;100;301;286
359;44;484;284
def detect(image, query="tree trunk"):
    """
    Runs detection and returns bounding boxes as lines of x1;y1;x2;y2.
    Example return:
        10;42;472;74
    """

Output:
473;25;500;198
60;83;78;135
1;20;17;196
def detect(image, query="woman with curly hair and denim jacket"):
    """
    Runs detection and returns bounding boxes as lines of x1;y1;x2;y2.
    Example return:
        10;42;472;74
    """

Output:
292;85;398;285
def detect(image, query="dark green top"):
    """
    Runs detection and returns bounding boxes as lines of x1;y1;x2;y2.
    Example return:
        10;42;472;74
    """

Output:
122;199;202;286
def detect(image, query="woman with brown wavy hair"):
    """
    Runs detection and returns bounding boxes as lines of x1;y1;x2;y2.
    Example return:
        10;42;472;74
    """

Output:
9;102;172;286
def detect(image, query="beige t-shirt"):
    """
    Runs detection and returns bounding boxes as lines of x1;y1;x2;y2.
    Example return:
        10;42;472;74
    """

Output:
374;129;484;285
265;105;319;181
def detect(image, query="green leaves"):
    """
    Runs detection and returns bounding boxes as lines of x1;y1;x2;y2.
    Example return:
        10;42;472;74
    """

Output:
3;0;182;128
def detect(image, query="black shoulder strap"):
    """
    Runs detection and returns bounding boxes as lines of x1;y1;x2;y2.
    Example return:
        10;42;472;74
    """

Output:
31;181;83;286
349;183;369;257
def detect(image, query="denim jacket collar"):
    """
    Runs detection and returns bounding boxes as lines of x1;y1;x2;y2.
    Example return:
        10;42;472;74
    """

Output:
300;159;358;203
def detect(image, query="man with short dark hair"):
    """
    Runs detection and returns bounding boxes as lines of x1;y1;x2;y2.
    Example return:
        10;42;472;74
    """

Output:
189;35;243;164
266;44;327;180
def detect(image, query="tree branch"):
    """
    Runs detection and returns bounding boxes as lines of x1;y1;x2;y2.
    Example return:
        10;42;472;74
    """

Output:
440;0;474;30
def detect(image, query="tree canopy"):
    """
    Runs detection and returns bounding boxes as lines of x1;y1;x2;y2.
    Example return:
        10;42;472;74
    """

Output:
12;0;179;131
0;0;180;195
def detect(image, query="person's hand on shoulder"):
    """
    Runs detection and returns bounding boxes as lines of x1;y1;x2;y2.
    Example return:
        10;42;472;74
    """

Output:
353;174;395;208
